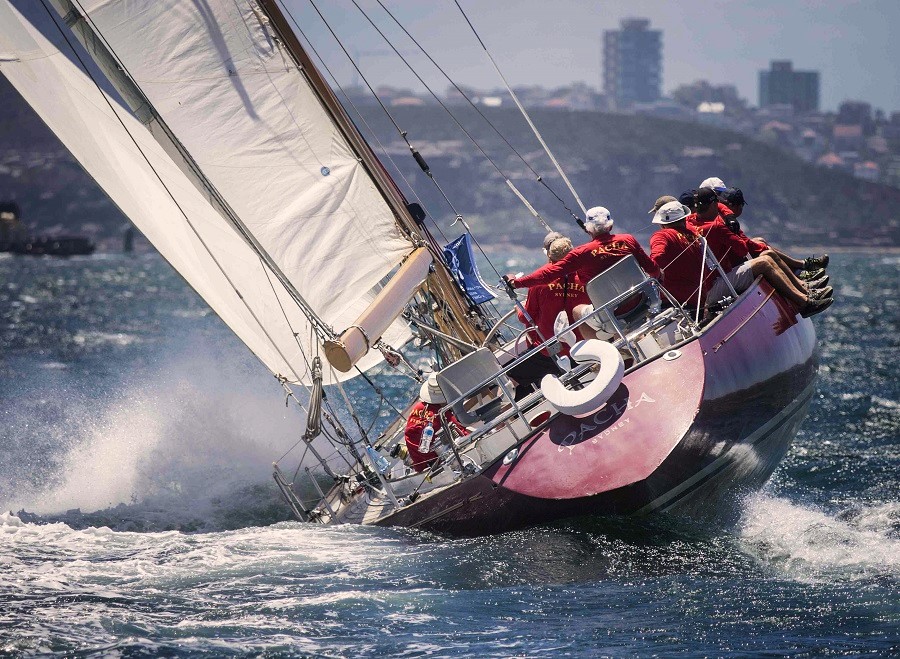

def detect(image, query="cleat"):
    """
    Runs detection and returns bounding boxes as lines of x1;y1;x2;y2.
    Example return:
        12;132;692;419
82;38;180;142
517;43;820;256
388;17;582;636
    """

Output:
798;268;825;281
800;296;833;318
807;285;833;301
804;254;829;271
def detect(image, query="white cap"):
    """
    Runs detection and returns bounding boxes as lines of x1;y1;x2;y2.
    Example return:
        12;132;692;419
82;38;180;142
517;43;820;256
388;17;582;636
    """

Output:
652;201;692;225
419;372;445;405
585;206;613;235
699;176;726;191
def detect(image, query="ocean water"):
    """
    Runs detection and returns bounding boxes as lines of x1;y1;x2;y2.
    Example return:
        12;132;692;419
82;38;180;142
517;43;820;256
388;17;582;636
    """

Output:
0;250;897;657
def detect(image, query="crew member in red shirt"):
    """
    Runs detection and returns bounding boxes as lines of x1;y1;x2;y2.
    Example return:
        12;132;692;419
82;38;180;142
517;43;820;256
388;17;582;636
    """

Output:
403;373;468;472
506;206;660;290
688;187;769;273
516;237;590;356
654;199;832;317
649;201;716;308
508;236;590;399
699;177;743;234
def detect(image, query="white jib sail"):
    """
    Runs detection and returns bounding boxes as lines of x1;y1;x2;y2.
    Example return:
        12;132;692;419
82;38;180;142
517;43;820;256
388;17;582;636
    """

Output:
72;0;416;331
0;0;420;382
0;1;415;384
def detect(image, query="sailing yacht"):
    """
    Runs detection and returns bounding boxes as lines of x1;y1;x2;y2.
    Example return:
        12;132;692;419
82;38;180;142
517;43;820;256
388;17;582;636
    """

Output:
0;1;818;536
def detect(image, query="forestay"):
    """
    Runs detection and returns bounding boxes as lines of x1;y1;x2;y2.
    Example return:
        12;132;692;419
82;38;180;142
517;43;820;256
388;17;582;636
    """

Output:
0;1;418;384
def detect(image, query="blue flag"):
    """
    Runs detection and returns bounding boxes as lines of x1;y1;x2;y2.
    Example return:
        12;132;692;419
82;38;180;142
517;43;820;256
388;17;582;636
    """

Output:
442;234;496;305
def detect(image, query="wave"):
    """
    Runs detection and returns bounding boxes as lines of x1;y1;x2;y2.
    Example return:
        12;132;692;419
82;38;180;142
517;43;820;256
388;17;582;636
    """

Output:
738;492;900;581
1;341;308;530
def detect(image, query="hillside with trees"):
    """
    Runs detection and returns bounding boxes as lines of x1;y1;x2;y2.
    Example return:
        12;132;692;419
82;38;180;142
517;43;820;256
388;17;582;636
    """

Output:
1;76;898;249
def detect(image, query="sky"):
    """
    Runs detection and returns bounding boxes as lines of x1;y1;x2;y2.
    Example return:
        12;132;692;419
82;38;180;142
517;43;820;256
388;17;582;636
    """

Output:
285;0;900;114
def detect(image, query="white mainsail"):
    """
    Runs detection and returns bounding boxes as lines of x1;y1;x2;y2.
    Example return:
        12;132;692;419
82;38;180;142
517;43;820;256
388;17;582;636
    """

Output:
0;1;425;383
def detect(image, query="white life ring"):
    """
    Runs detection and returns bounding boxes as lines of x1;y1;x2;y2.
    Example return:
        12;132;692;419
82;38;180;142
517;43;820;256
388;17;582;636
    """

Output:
540;339;624;417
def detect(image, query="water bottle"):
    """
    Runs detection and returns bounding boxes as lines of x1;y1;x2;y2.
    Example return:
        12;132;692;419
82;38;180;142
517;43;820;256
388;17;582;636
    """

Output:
365;446;391;474
648;280;662;315
419;420;434;453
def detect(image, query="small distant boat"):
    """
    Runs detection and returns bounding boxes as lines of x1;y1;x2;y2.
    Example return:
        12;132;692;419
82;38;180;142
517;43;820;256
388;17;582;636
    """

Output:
1;201;94;256
1;1;819;537
5;235;95;257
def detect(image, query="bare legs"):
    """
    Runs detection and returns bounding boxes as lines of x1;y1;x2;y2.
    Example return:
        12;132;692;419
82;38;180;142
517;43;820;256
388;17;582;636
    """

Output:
766;248;805;272
746;234;806;270
572;304;599;340
749;254;809;306
760;250;808;290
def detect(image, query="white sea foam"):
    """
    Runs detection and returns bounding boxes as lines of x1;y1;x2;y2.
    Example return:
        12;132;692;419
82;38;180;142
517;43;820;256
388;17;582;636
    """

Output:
3;343;305;520
872;395;899;410
738;493;900;580
0;512;404;593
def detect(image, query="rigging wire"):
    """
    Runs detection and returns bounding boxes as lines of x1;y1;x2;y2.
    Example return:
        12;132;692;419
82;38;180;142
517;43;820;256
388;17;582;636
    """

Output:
452;0;589;224
40;0;313;385
350;0;552;233
373;0;585;231
354;366;406;418
285;0;510;290
285;19;453;246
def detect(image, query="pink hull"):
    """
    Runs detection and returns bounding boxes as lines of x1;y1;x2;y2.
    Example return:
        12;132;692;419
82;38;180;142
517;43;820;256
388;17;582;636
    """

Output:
379;280;818;536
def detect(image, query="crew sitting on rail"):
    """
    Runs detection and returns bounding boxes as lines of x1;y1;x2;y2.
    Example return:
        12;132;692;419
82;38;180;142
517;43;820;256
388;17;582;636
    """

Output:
403;373;469;473
714;183;830;283
651;200;832;318
507;235;589;400
689;187;832;306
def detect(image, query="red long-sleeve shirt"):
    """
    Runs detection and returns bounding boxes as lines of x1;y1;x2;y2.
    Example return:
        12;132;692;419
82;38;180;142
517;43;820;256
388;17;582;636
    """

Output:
718;202;769;256
513;234;660;289
516;274;589;357
403;402;468;472
688;213;766;273
650;224;718;307
718;202;735;221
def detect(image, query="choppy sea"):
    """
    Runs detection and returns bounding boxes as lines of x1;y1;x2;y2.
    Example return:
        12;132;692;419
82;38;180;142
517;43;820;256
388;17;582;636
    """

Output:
0;250;897;657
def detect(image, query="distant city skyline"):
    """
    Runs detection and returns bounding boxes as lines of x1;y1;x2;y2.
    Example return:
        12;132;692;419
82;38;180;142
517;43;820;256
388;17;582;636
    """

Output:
285;0;899;114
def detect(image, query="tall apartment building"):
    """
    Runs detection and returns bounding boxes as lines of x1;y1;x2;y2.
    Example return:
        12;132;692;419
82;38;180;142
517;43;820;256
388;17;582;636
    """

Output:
758;61;820;113
603;19;661;109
